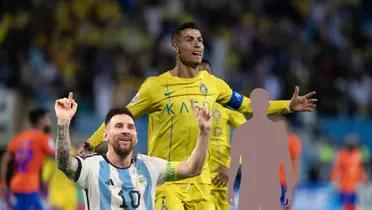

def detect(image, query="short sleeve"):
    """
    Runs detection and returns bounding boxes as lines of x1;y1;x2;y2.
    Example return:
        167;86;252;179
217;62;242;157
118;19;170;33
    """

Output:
214;76;234;106
74;156;89;189
213;76;254;114
127;77;157;117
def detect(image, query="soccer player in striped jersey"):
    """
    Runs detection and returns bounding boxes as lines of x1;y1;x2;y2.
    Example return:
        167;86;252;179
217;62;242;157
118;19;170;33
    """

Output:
82;22;317;209
55;92;212;210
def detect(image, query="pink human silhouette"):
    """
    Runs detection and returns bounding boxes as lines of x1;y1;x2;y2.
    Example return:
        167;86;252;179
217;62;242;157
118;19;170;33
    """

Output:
227;88;293;210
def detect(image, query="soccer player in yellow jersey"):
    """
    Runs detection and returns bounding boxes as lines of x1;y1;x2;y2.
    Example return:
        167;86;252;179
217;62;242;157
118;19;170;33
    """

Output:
200;60;246;210
82;22;317;210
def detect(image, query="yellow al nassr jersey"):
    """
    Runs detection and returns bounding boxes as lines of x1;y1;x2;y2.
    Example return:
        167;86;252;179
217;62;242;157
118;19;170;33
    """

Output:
89;71;290;184
208;104;246;176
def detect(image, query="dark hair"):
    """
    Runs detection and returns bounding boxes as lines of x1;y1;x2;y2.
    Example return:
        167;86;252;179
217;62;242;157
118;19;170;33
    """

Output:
171;22;200;43
29;108;48;127
105;108;135;125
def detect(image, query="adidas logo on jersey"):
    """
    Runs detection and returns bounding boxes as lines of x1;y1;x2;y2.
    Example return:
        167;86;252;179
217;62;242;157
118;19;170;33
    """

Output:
105;179;114;186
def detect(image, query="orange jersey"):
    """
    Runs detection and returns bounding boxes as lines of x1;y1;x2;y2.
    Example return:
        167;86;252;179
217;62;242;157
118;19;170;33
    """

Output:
7;129;53;193
331;149;367;192
279;132;302;185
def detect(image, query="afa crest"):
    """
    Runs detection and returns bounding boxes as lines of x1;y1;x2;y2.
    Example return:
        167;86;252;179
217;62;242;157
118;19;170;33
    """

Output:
136;175;147;188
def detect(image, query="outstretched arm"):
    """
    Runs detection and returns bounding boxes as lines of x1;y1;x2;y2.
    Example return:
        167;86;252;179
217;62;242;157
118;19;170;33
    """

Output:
240;86;317;115
175;100;212;179
216;75;317;115
55;92;79;180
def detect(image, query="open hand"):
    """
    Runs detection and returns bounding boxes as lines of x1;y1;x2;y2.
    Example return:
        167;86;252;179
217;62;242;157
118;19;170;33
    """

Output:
289;86;317;112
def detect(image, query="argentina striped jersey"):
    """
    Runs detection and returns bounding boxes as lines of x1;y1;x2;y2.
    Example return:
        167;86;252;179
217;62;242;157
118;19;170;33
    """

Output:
74;153;177;210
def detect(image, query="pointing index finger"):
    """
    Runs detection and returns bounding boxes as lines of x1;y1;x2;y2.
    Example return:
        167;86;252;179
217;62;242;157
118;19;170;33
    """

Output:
68;92;73;100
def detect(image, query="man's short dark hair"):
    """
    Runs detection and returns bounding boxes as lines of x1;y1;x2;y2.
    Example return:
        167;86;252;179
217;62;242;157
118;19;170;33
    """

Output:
29;108;48;127
171;22;200;43
105;108;135;126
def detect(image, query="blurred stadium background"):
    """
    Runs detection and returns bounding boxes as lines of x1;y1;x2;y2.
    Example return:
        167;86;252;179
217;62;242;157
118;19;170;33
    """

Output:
0;0;371;209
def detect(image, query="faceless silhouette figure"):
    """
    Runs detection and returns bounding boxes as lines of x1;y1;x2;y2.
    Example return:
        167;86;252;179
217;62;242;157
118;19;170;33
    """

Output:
227;88;293;210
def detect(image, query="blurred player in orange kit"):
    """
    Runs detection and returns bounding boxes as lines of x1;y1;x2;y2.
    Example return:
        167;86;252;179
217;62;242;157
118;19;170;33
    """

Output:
331;138;368;210
275;116;302;210
0;108;54;210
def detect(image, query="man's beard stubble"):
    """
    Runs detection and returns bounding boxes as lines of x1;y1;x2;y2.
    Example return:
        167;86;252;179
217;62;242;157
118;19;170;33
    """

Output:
113;141;135;159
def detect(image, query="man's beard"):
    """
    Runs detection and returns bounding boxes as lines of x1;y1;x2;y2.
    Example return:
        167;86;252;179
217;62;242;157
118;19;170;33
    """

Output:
113;141;135;159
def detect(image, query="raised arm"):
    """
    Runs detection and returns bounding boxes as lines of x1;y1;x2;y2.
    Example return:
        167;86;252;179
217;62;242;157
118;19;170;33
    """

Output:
55;92;79;180
174;100;212;180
